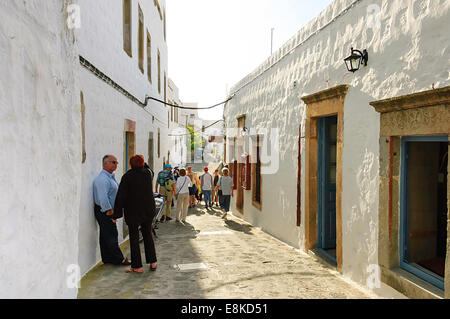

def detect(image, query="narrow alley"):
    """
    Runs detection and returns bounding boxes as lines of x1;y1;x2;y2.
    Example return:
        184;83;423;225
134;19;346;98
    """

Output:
78;202;377;299
1;0;448;300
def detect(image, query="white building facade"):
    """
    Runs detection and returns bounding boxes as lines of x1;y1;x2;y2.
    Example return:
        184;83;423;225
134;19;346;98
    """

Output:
76;0;169;278
224;0;449;298
0;1;81;298
167;78;187;167
0;0;171;297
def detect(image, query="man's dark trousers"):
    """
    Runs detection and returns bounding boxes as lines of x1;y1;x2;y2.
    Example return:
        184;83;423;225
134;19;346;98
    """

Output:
94;205;125;264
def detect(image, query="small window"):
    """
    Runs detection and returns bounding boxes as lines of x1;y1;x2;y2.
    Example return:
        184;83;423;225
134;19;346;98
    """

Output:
80;92;86;164
164;72;167;102
123;0;132;57
148;132;154;171
154;0;162;19
157;128;161;158
157;50;161;93
147;30;152;83
138;5;144;73
163;8;166;41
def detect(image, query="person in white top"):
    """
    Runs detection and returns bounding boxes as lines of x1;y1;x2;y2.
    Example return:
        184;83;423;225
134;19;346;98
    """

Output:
175;168;192;224
200;167;213;209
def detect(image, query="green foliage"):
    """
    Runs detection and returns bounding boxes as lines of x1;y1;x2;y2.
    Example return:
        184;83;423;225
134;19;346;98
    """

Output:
186;125;206;151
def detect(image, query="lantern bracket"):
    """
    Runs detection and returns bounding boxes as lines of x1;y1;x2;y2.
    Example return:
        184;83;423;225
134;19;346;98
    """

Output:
344;47;369;73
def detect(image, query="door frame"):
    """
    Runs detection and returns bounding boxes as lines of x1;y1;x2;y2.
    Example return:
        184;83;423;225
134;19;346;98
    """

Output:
370;85;450;298
236;115;246;214
148;131;154;171
302;85;348;270
123;119;136;239
400;135;448;290
317;116;338;258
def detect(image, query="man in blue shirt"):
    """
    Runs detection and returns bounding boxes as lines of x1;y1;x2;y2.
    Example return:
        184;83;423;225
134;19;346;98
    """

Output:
155;164;176;222
93;155;130;266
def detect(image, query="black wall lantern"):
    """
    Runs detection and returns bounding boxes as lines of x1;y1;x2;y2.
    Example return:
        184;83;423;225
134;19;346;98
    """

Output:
344;47;368;73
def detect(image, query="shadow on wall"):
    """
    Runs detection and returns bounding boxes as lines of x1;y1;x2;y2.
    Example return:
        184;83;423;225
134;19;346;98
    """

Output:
78;175;99;276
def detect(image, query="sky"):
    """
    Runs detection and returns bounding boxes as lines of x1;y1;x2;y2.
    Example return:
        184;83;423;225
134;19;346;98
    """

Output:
167;0;334;120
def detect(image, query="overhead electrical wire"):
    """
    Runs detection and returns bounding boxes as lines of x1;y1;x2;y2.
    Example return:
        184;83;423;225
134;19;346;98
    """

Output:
79;55;233;125
144;95;234;110
79;56;168;126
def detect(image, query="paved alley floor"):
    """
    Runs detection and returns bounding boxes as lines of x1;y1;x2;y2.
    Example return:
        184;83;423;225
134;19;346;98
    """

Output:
78;205;378;299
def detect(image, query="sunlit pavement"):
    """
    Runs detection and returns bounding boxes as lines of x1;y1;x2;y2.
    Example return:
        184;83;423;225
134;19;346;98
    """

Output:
78;204;377;299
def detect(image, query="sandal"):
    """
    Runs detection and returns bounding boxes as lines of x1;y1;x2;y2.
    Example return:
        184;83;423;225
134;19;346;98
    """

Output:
121;258;132;266
126;267;143;273
150;263;157;271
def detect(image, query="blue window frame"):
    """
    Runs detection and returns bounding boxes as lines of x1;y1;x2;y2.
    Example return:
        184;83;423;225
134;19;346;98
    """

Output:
400;135;448;290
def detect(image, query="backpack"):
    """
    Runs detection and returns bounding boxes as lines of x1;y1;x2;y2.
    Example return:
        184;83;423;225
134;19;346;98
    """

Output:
164;177;174;191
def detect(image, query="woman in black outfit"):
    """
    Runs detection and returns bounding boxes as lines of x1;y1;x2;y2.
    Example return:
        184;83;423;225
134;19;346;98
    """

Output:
113;154;157;273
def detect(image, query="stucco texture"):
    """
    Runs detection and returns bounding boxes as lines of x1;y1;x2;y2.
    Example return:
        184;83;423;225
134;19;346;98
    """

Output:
0;1;81;298
224;0;450;295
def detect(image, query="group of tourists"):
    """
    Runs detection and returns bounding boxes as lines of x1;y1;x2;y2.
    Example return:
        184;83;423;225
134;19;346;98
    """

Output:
92;154;234;274
155;164;234;223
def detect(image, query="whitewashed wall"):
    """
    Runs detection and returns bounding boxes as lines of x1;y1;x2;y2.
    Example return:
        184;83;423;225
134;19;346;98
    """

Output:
76;0;169;277
0;1;81;298
167;78;187;167
225;0;450;295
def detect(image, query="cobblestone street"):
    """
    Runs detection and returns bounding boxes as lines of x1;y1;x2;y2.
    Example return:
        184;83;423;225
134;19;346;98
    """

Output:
2;0;448;300
78;205;381;299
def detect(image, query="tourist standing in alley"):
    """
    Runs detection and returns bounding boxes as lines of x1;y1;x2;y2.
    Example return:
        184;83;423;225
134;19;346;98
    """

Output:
155;164;176;222
212;169;220;207
187;166;198;208
215;168;234;219
93;155;131;266
201;167;213;209
175;168;192;224
113;155;157;273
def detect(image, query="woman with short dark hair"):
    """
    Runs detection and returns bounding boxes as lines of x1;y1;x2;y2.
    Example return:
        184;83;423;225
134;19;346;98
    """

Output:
113;155;157;273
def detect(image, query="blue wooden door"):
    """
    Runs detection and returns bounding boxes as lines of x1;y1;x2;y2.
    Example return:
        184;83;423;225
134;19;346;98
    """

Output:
318;116;337;250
